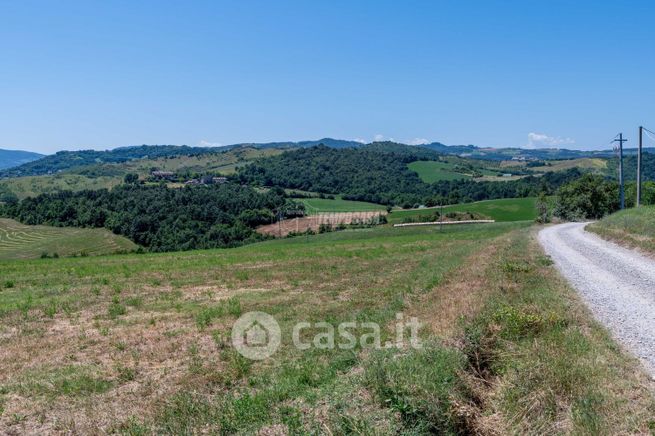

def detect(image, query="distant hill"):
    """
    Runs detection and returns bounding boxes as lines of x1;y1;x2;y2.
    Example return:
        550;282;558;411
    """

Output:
5;137;653;179
422;142;620;161
236;143;582;206
0;139;361;178
0;145;218;177
226;138;364;150
0;149;43;170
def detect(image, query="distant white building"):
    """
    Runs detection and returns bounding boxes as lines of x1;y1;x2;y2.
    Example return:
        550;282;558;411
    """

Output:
151;170;175;179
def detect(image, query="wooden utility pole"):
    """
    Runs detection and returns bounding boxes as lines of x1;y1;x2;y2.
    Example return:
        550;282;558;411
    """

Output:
613;133;628;210
637;126;643;207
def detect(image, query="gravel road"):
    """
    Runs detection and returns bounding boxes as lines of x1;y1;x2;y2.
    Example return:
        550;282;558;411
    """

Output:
539;222;655;377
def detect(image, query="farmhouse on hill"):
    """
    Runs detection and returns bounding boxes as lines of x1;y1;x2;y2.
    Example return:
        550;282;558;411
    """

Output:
151;170;175;180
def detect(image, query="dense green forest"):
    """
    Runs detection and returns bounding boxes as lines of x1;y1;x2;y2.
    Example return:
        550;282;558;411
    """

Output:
606;153;655;182
1;184;295;252
237;145;583;206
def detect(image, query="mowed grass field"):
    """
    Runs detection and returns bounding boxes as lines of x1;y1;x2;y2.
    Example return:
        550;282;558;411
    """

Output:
0;219;137;259
299;196;387;213
387;197;537;224
407;160;471;182
588;205;655;254
530;157;608;173
0;222;653;433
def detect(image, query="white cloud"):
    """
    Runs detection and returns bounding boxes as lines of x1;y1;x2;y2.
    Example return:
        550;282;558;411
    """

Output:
407;138;429;146
353;138;367;144
525;132;575;149
198;140;224;147
371;135;430;145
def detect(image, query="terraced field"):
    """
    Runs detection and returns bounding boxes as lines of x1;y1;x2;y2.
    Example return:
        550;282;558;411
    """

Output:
0;219;137;259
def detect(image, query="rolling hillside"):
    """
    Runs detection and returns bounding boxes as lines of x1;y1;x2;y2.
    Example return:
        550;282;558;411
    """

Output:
0;147;284;199
0;145;220;178
0;218;137;259
0;140;357;178
4;139;645;180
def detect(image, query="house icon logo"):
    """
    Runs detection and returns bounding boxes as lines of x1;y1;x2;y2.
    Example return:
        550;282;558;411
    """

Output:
231;311;281;360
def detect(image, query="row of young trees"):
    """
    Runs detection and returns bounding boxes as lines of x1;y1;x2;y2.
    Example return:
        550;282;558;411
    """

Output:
1;184;296;252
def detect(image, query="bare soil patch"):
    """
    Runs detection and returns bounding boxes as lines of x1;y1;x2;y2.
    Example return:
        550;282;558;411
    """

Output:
257;212;386;237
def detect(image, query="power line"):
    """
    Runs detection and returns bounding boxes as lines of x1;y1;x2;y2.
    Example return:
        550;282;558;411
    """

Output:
643;128;655;142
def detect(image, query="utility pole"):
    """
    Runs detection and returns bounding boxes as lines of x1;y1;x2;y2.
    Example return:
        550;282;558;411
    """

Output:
613;133;628;210
637;126;643;207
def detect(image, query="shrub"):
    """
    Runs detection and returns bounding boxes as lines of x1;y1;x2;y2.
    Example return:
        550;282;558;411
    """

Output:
554;174;619;220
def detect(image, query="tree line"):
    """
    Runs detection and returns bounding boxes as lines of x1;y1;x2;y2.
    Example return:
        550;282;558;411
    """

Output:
1;184;297;252
236;145;583;207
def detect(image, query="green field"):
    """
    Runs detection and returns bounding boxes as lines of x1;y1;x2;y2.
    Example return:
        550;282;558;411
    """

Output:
407;160;471;182
299;196;387;213
0;218;138;259
387;197;537;224
587;205;655;253
0;222;652;433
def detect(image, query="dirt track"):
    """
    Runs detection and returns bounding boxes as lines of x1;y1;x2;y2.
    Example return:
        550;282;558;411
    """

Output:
539;222;655;377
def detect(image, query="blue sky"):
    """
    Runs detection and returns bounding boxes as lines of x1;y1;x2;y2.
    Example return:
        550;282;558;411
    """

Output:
2;0;654;154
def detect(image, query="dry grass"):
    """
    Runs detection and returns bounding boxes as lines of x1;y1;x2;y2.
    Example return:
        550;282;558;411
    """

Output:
0;222;653;433
588;206;655;257
0;224;515;433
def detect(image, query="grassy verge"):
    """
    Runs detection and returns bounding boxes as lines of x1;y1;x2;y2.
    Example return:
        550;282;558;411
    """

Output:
355;227;655;434
454;228;655;433
588;206;655;254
